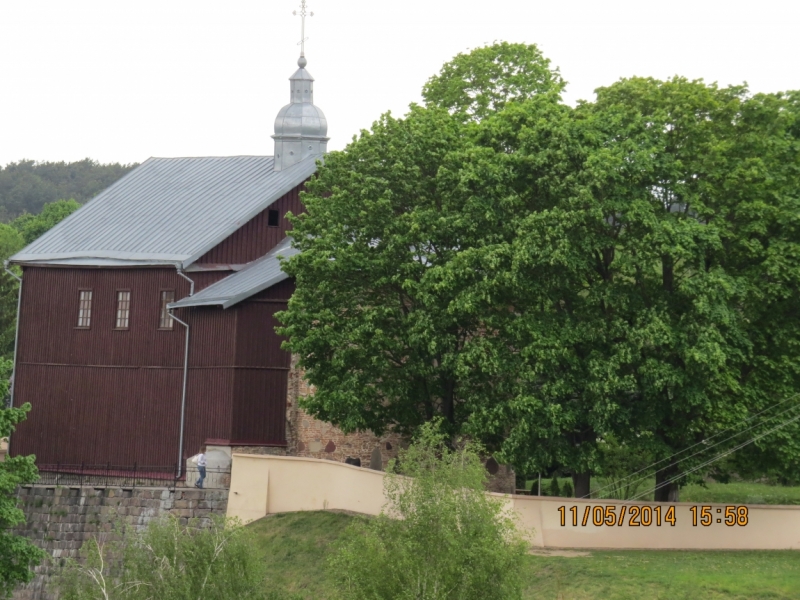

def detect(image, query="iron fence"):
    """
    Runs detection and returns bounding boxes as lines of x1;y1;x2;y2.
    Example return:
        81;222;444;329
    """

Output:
35;463;230;489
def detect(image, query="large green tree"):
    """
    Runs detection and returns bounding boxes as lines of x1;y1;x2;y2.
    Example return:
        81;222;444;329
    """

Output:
280;46;800;500
468;79;800;498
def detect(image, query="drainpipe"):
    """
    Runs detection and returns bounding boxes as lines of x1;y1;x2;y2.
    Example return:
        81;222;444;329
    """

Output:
3;261;22;455
169;308;190;479
171;265;194;478
176;267;194;296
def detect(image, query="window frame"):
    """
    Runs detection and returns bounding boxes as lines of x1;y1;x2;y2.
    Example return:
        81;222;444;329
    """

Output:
158;289;176;330
113;289;132;331
267;209;280;227
75;288;93;329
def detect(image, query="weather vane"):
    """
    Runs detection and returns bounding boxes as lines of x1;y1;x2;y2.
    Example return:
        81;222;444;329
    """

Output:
293;0;314;58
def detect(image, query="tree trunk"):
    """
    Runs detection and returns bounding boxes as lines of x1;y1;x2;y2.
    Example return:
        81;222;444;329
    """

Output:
654;465;680;502
572;472;591;499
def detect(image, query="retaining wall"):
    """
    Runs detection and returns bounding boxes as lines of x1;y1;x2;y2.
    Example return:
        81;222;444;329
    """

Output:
227;453;800;551
13;485;229;600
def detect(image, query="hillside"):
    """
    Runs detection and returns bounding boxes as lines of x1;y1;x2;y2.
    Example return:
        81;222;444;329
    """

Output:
0;159;138;222
249;511;800;600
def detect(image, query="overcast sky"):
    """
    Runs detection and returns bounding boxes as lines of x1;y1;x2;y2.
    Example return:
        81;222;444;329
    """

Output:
0;0;797;166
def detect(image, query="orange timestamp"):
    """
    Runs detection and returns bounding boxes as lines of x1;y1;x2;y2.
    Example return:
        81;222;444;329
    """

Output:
557;505;749;527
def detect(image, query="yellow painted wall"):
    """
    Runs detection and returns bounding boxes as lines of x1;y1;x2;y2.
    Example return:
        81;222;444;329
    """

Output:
228;453;800;550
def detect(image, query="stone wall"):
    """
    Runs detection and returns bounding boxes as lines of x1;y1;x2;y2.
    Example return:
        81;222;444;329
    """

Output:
281;354;405;470
12;485;229;600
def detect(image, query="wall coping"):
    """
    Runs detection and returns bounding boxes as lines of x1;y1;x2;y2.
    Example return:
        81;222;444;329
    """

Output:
231;452;387;478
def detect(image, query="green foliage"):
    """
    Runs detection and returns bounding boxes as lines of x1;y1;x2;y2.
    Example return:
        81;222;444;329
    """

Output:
548;476;560;498
561;481;573;498
422;42;565;121
283;58;800;492
328;420;529;600
56;515;293;600
593;436;656;500
11;199;81;245
279;105;498;437
0;401;43;598
0;159;137;222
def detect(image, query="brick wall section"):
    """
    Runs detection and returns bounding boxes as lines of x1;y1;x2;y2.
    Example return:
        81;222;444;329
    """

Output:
12;485;228;600
233;355;514;493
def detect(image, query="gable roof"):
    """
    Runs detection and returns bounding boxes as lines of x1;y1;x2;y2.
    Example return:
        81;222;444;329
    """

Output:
169;236;299;309
9;155;318;268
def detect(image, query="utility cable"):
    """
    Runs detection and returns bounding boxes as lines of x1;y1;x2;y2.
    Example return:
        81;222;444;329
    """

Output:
590;392;800;499
626;409;800;503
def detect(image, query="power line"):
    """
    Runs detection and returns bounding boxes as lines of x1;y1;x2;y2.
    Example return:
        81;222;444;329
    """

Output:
589;392;800;499
627;409;800;503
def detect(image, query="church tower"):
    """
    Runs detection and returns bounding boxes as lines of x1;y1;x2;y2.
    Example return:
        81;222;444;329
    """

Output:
272;1;328;171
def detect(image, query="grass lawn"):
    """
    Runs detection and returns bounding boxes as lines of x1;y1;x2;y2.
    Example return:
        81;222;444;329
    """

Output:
247;510;800;600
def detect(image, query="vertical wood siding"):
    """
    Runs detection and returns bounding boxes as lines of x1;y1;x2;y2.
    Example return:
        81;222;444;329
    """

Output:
13;267;237;467
195;184;306;265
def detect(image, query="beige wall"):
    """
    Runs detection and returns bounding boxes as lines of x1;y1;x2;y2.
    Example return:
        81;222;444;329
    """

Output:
228;453;800;550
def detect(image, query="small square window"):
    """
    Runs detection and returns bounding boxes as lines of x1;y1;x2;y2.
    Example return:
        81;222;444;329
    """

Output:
267;209;280;227
77;290;92;328
115;290;131;329
159;290;175;329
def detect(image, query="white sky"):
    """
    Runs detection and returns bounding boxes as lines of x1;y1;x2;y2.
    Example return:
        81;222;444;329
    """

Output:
0;0;798;166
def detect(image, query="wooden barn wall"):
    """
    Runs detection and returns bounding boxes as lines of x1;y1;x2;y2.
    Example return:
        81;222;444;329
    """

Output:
230;295;292;444
12;267;237;468
195;183;306;265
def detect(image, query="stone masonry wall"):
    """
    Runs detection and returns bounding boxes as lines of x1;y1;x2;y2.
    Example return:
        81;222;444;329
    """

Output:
12;485;229;600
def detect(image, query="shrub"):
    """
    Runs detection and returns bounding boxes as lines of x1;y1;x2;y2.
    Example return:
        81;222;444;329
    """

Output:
328;420;530;600
548;476;560;498
56;515;295;600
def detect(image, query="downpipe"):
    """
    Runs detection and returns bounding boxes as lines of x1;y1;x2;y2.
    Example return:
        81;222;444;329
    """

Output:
169;309;190;479
171;265;194;478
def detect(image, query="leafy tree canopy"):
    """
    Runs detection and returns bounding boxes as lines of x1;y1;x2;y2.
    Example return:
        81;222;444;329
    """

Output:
282;51;800;499
0;159;136;222
422;42;565;122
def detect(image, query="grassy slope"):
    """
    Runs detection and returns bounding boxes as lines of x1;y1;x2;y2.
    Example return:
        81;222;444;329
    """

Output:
248;511;800;600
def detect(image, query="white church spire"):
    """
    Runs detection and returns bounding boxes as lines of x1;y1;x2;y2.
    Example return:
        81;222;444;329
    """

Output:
273;1;329;172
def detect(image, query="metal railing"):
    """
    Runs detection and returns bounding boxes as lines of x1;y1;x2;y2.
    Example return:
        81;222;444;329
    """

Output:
34;463;230;490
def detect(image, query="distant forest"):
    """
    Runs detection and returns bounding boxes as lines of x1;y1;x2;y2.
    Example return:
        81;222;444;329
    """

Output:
0;159;138;222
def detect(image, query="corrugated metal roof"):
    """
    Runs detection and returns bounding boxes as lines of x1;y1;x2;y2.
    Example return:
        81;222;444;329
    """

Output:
169;237;299;309
10;155;318;267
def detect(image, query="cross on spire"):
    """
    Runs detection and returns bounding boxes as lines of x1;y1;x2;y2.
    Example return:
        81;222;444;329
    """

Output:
293;0;314;58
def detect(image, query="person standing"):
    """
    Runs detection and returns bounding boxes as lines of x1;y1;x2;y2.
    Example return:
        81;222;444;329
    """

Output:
194;446;207;489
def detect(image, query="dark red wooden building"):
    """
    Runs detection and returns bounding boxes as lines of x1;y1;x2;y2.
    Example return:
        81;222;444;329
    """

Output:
8;55;329;472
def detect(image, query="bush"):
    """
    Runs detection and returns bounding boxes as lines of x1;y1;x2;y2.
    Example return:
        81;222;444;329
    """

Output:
548;476;560;498
56;515;295;600
328;420;530;600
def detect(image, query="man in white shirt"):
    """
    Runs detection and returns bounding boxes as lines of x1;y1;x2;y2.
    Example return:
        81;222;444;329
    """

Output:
194;446;207;489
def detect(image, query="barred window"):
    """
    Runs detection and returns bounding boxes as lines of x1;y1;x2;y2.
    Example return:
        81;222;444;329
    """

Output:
159;290;175;329
115;291;131;329
77;290;92;328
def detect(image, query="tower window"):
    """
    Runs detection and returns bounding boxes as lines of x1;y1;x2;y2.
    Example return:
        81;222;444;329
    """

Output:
77;290;92;328
115;290;131;329
159;290;175;329
268;209;280;227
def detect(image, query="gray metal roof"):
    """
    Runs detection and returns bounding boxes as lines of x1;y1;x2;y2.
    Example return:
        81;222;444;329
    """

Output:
169;237;299;309
10;155;318;267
